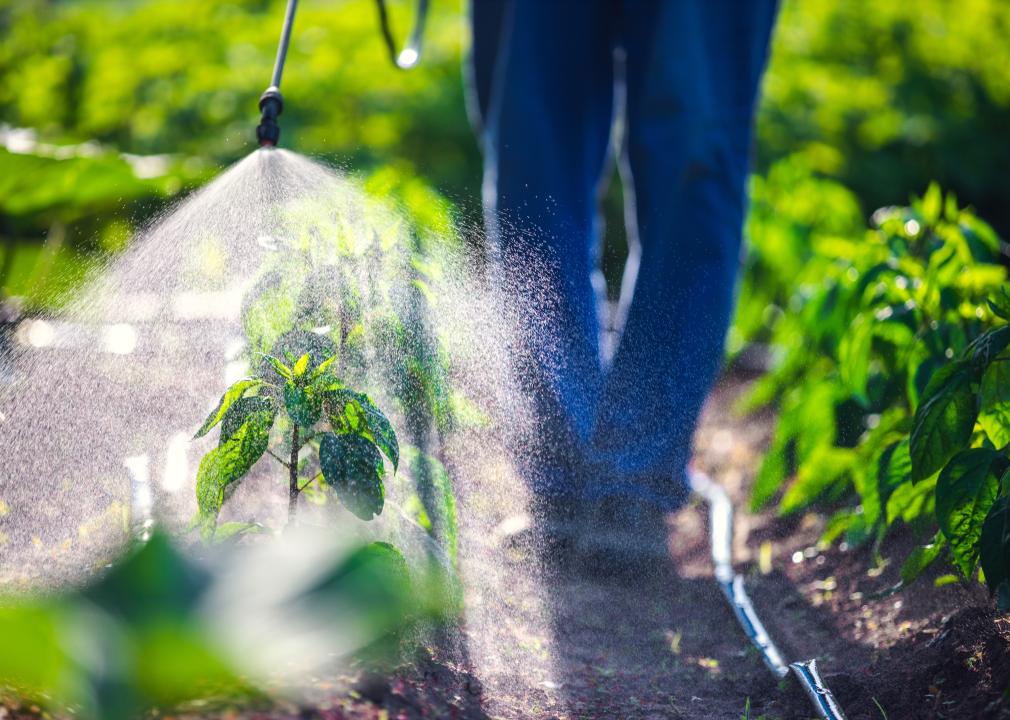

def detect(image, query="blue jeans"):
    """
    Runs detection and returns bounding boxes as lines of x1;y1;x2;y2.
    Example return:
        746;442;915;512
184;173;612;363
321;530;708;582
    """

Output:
470;0;778;510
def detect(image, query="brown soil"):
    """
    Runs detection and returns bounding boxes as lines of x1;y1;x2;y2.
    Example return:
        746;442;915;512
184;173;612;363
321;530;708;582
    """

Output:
3;376;1009;720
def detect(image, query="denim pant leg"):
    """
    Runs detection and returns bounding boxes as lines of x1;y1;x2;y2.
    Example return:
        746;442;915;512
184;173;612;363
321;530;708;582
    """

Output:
471;0;617;497
588;0;779;510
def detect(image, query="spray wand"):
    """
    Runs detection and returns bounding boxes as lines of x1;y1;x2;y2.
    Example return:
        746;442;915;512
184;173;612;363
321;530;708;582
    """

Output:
256;0;431;148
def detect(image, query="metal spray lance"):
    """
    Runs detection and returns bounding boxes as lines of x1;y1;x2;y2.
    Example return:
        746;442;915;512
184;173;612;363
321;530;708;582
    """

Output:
255;0;430;148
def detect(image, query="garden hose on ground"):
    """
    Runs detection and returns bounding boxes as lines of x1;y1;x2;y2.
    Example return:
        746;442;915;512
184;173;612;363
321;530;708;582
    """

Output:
255;0;430;146
689;470;849;720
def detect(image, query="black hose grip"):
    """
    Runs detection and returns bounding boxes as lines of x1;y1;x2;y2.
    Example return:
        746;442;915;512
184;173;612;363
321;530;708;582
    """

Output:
256;86;284;147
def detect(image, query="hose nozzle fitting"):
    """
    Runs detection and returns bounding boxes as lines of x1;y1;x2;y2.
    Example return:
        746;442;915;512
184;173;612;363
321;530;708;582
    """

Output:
256;86;284;147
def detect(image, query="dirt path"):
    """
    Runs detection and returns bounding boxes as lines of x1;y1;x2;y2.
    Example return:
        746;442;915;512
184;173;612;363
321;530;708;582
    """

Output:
353;376;1010;720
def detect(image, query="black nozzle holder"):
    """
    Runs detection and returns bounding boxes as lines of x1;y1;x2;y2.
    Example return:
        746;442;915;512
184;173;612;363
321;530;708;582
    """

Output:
256;86;283;147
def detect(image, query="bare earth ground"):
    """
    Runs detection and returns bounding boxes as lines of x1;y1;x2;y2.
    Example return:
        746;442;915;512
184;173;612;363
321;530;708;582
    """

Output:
4;376;1010;720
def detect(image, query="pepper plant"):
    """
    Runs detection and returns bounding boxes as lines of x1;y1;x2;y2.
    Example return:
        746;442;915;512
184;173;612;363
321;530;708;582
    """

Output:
187;183;466;559
745;182;1010;602
193;330;398;539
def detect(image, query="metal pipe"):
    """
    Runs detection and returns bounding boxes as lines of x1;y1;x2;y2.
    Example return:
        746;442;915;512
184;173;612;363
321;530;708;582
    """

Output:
689;470;848;720
270;0;298;89
256;0;298;147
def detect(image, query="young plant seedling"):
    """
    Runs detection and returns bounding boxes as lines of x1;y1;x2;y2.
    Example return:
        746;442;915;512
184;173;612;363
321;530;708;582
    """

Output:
193;337;398;540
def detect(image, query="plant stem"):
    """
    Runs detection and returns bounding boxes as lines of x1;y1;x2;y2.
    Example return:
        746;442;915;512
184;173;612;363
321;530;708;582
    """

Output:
297;472;322;493
287;424;300;526
267;448;290;468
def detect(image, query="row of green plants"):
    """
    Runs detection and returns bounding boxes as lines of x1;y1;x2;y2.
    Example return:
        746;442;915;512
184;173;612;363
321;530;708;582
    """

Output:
6;0;1010;311
744;179;1010;605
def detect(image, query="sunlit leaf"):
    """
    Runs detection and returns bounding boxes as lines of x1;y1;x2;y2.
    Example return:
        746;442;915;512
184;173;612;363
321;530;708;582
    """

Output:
291;352;311;378
326;389;399;471
909;360;978;482
220;396;274;443
780;446;855;516
935;448;1000;578
899;532;945;587
193;378;261;438
979;356;1010;449
878;438;912;508
195;405;275;525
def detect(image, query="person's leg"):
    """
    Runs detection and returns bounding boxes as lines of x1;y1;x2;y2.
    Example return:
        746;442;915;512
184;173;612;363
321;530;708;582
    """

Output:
471;0;618;497
589;0;779;509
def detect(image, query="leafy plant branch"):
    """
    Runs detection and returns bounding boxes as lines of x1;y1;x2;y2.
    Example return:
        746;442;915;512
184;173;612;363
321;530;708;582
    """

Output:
192;334;399;541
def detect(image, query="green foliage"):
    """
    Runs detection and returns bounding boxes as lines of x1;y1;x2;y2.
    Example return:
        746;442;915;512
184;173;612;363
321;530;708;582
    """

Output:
193;178;466;562
194;338;397;536
980;485;1010;607
0;0;473;308
320;433;385;521
935;449;1002;577
328;388;401;471
0;534;247;719
194;394;275;526
6;0;1010;314
759;0;1010;235
909;361;978;481
193;378;263;438
746;182;1010;598
0;531;438;719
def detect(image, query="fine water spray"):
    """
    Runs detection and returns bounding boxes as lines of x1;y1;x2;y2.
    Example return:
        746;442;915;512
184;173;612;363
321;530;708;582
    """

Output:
255;0;431;147
251;4;851;718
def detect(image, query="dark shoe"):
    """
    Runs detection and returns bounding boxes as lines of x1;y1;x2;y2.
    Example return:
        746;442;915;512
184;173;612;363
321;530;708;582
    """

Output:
495;493;583;559
574;495;670;577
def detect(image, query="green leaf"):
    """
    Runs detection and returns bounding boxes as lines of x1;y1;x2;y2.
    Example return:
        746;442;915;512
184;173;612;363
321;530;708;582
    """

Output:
886;476;936;525
195;470;223;528
839;314;873;400
83;532;210;623
909;360;978;481
292;352;311;378
284;381;322;427
966;326;1010;371
878;438;912;509
326;389;399;471
260;353;292;381
978;356;1010;449
979;487;1010;602
310;354;338;379
780;447;855;516
921;182;942;225
211;521;264;543
751;438;788;511
296;541;417;646
193;378;261;438
900;532;946;587
195;405;275;525
935;448;1000;578
220;396;274;443
267;330;337;379
987;287;1010;321
319;432;385;520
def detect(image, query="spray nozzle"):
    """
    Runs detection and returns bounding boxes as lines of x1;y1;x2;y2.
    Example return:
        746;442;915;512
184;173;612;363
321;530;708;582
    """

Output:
256;86;284;147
